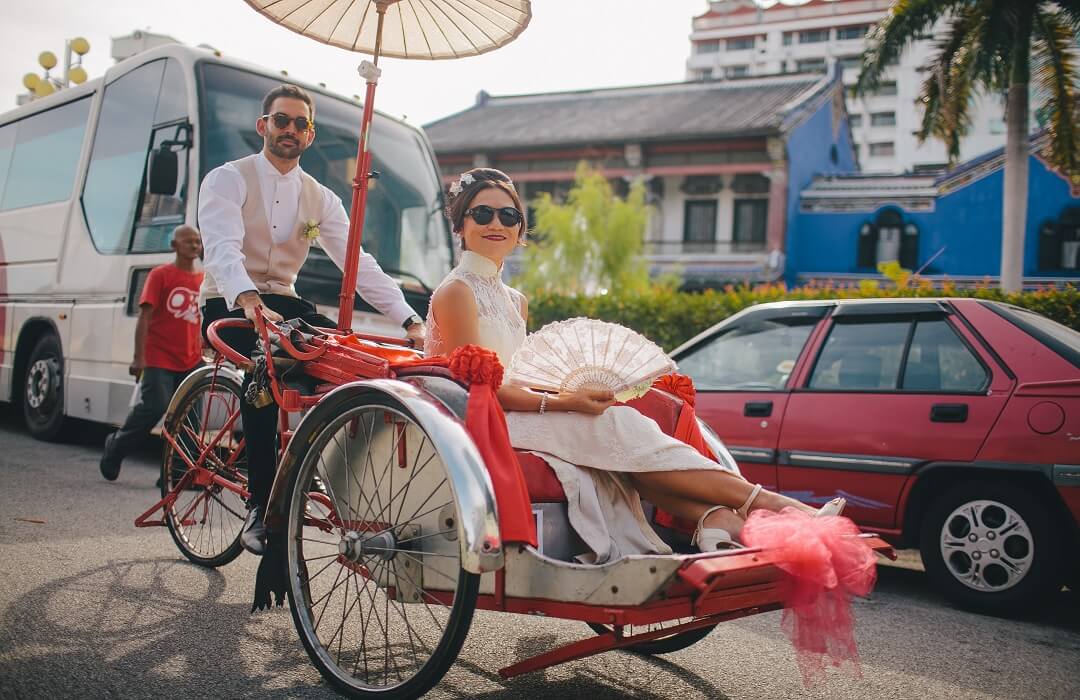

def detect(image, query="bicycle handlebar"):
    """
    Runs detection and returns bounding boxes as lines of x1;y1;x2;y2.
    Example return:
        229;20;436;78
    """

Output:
206;312;417;367
206;318;258;366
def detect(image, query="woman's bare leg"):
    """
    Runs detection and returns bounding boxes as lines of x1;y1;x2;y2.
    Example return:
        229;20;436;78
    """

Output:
630;469;816;516
635;482;746;539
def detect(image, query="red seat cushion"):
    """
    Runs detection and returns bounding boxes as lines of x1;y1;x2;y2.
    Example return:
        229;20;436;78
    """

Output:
516;389;686;504
516;451;566;503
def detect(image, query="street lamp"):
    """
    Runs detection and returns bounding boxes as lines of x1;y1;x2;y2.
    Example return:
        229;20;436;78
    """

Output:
19;37;90;103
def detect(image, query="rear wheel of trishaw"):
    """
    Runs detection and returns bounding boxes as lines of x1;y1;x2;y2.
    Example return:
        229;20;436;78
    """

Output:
161;371;248;568
282;387;479;699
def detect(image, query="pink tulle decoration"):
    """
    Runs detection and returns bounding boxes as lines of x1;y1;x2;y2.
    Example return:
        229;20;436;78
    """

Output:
740;507;878;687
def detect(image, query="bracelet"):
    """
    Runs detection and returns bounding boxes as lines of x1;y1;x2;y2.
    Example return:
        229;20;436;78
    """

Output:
538;393;549;415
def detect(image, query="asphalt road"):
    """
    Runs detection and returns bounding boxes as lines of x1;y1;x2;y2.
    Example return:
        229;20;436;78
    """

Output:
1;408;1078;700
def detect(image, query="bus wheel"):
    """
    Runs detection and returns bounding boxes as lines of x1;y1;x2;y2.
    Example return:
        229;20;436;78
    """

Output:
22;334;66;441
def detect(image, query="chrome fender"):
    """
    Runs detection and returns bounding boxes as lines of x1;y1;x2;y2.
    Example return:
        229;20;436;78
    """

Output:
272;378;504;575
162;363;245;426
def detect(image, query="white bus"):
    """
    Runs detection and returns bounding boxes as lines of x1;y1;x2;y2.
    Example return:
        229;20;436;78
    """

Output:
0;44;453;440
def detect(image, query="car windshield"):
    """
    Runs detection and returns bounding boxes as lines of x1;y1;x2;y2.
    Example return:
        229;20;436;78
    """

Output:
197;62;451;292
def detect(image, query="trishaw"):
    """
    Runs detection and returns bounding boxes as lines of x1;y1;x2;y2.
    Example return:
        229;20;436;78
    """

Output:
134;2;894;697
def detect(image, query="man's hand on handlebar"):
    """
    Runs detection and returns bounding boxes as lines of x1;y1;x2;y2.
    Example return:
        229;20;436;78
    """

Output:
236;290;284;325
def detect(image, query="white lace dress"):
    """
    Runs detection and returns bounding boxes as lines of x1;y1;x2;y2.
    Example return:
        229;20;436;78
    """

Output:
426;251;725;563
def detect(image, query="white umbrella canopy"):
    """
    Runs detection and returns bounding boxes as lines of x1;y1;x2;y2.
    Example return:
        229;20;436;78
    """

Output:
243;0;531;60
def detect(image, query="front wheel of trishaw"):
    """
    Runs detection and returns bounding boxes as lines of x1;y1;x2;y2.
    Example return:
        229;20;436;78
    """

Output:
282;386;479;699
161;370;248;568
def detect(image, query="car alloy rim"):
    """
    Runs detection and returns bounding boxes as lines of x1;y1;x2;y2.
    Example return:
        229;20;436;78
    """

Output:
26;358;59;411
939;499;1033;593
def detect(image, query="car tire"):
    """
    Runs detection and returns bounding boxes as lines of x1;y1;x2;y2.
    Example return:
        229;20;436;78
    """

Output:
21;333;66;441
920;480;1063;616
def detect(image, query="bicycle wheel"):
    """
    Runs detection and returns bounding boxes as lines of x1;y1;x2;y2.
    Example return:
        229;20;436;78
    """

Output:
283;387;478;699
161;370;248;568
587;619;717;655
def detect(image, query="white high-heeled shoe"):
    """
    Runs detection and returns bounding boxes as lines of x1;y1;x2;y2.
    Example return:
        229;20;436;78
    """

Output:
736;483;847;519
692;504;743;551
816;497;846;517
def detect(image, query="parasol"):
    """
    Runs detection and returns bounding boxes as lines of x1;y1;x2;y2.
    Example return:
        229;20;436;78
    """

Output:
242;0;532;330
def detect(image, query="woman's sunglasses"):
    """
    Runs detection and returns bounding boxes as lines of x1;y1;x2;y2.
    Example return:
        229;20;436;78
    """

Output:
262;112;314;132
466;205;523;227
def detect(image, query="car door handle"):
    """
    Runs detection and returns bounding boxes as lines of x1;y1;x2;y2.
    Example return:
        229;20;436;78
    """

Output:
930;403;968;423
744;401;773;417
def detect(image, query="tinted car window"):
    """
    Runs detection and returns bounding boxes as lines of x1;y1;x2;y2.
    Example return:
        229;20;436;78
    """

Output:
678;319;815;390
902;320;987;391
810;321;908;390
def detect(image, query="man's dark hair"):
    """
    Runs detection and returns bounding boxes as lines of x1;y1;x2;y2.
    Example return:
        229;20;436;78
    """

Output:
262;84;315;120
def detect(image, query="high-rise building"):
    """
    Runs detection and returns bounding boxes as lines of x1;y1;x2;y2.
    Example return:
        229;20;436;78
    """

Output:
686;0;1006;173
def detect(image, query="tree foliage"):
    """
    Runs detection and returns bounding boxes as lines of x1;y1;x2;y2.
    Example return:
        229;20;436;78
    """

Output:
857;0;1079;174
513;163;654;297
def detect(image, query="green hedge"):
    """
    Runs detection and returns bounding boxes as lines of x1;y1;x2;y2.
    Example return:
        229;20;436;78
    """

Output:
527;282;1080;352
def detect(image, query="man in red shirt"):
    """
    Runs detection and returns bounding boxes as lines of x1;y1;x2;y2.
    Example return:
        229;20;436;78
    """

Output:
100;225;204;481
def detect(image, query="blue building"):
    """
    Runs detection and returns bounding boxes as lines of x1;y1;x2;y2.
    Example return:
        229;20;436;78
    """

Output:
792;133;1080;285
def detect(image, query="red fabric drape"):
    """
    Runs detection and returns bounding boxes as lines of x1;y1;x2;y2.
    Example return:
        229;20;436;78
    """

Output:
393;346;537;547
651;374;714;532
741;508;877;686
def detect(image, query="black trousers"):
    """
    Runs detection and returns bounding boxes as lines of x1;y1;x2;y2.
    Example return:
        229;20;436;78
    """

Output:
201;295;335;510
107;365;202;461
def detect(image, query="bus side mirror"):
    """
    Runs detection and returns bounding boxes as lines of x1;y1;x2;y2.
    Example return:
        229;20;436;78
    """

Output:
148;146;178;195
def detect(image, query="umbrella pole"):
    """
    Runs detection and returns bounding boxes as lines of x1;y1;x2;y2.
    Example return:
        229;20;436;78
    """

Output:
337;3;389;332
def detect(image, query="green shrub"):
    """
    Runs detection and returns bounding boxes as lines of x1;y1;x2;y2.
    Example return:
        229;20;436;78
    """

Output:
526;282;1079;352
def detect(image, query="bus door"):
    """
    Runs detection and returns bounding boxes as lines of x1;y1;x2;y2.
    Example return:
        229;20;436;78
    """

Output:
67;57;192;424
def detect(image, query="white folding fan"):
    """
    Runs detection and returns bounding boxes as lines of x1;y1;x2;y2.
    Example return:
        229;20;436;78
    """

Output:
506;318;676;401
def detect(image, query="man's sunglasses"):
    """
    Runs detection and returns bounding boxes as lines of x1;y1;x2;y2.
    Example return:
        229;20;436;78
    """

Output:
262;112;314;132
466;205;523;227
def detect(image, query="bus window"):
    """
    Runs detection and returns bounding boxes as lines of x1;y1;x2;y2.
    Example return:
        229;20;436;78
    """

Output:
0;123;14;204
82;59;190;254
131;124;190;252
197;63;451;291
1;97;90;211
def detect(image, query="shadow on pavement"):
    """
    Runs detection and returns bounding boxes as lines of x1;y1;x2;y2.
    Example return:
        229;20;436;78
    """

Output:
0;556;726;700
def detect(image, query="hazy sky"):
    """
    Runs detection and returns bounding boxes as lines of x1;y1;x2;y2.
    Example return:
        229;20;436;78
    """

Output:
2;0;719;127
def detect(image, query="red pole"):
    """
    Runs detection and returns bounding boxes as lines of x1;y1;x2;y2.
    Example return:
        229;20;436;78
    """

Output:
337;4;387;332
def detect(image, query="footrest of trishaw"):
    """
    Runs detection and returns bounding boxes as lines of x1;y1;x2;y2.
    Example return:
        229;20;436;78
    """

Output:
676;533;895;616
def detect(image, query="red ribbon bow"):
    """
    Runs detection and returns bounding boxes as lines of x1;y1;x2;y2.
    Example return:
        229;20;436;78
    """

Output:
653;373;696;407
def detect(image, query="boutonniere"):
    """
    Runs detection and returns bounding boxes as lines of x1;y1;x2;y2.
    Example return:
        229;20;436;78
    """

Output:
302;219;320;241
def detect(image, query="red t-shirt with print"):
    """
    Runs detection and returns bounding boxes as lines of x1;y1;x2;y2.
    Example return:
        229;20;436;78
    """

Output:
139;264;204;371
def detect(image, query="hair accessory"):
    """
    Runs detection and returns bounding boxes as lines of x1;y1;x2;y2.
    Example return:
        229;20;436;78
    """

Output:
448;172;476;197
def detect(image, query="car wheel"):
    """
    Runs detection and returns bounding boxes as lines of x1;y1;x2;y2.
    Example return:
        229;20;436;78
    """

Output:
920;480;1063;616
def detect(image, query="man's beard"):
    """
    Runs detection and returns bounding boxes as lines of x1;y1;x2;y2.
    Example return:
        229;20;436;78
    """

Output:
267;135;304;159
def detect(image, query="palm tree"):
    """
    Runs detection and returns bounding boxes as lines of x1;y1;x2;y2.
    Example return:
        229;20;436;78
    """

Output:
857;0;1080;292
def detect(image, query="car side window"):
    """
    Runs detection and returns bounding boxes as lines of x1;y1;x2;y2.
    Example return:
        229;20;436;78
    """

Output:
902;320;987;392
809;320;909;390
678;319;816;390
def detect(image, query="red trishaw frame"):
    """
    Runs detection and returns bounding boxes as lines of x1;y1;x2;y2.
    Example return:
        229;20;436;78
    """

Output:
136;309;894;679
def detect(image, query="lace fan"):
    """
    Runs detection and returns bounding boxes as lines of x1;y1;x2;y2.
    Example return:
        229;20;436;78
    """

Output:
506;318;676;401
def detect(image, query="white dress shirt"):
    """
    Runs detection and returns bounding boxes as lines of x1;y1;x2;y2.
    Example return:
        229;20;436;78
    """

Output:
197;151;415;325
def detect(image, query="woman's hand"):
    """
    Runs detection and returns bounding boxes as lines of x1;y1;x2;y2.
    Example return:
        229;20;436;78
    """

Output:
560;389;615;415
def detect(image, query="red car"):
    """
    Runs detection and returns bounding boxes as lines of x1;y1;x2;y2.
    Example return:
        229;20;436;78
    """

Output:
671;298;1080;615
